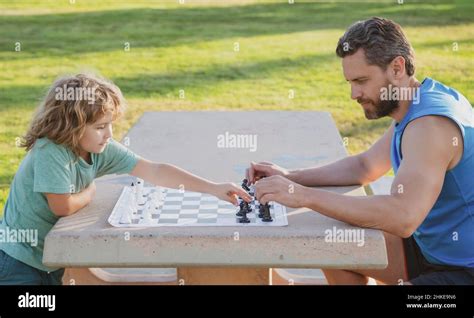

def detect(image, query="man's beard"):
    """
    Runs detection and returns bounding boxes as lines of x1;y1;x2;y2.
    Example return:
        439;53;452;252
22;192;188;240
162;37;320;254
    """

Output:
363;99;399;119
358;83;400;120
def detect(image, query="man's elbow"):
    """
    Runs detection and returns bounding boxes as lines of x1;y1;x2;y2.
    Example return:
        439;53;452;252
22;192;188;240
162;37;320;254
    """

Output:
388;197;423;238
397;210;424;239
398;227;415;239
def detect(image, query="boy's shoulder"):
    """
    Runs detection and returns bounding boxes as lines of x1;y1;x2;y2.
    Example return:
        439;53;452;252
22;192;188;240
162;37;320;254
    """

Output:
35;137;63;149
33;138;72;158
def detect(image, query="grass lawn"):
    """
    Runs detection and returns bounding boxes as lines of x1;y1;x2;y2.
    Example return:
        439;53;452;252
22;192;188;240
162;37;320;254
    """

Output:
1;0;473;216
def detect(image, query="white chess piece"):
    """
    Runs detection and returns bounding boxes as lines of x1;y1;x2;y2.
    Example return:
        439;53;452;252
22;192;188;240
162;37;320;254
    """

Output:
129;189;138;213
152;188;164;208
117;189;135;224
136;178;145;204
142;205;153;223
119;208;132;224
149;197;156;210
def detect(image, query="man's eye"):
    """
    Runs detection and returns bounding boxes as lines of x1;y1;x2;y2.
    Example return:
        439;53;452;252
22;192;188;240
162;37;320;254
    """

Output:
97;126;105;130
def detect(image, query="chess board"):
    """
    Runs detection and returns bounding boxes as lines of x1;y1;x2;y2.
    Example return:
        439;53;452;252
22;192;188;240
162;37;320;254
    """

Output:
108;185;288;227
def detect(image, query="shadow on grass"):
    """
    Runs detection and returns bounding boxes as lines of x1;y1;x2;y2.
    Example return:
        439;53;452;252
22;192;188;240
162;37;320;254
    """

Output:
0;52;335;111
0;2;473;60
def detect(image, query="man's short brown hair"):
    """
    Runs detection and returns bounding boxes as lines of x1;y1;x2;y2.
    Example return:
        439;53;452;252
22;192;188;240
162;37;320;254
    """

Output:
336;17;415;76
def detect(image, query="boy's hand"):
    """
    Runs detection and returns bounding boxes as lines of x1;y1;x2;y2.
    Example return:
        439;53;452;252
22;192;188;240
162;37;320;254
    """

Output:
212;182;252;206
245;161;289;185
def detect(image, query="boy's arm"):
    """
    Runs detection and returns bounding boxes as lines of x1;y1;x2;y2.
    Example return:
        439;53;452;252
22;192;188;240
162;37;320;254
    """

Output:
45;182;96;217
130;159;251;204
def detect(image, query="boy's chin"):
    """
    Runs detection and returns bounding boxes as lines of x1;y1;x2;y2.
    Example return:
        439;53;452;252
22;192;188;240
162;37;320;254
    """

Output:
92;146;107;154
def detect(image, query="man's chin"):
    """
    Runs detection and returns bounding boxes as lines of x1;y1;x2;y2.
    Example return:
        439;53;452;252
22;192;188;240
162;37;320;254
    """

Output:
364;110;379;120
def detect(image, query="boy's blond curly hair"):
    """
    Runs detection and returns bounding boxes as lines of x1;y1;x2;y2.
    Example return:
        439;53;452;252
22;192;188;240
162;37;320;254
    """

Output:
22;73;125;156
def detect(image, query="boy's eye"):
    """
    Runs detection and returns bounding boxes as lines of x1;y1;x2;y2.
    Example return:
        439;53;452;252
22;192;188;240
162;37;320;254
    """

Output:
97;126;106;130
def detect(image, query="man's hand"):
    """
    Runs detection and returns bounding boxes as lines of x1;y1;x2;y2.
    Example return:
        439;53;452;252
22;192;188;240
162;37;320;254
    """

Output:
254;175;306;208
211;182;252;206
245;161;289;184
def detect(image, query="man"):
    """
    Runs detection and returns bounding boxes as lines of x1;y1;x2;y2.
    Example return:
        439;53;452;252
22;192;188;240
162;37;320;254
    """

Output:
248;17;473;285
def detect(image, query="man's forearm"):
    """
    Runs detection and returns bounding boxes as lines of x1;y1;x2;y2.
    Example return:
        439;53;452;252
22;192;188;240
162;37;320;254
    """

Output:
287;155;369;187
299;187;411;238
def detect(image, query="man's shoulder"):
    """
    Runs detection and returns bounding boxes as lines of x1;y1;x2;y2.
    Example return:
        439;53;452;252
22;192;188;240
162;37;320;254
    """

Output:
406;115;461;136
403;115;462;163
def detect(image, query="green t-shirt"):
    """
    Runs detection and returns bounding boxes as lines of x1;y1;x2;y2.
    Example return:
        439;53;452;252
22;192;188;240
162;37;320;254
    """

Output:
0;138;139;272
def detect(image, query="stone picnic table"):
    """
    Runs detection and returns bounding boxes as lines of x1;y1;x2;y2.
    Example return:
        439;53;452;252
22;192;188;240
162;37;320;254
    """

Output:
43;111;388;285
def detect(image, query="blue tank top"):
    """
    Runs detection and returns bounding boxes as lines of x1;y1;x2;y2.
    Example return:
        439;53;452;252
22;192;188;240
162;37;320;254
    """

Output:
390;77;474;268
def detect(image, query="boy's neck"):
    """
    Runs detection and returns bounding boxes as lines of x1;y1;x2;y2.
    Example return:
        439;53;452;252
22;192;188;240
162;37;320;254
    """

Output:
79;150;92;164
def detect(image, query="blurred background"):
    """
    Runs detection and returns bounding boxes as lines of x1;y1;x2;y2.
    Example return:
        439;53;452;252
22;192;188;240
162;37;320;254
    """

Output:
1;0;473;215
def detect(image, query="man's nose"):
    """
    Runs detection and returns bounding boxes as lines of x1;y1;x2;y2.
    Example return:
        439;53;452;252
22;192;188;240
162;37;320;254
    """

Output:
351;85;362;101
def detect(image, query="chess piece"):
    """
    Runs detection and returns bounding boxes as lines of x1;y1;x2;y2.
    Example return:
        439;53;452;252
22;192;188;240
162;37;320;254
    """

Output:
244;200;252;213
142;205;153;223
236;198;251;223
241;179;251;192
136;178;145;204
129;185;138;213
152;188;164;208
262;203;273;222
119;209;132;224
258;203;264;218
239;214;250;223
236;200;245;217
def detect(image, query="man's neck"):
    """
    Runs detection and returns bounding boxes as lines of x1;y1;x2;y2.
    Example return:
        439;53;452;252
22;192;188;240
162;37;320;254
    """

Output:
389;77;421;123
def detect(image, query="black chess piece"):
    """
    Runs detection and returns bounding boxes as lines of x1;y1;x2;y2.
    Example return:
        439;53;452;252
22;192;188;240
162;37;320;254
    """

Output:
262;203;273;222
258;203;265;218
237;200;251;223
244;200;252;213
241;179;251;192
239;212;250;223
236;200;245;217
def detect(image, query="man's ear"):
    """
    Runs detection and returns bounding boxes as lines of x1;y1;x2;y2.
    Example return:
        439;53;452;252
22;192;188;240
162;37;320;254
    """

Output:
387;56;406;86
390;56;406;82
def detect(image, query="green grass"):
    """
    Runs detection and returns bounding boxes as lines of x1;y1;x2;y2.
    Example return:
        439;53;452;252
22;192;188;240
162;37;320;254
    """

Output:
1;0;473;216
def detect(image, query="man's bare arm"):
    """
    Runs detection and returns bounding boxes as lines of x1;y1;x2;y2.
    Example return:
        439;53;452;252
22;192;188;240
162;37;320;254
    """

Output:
257;117;460;238
288;122;394;187
299;116;459;237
